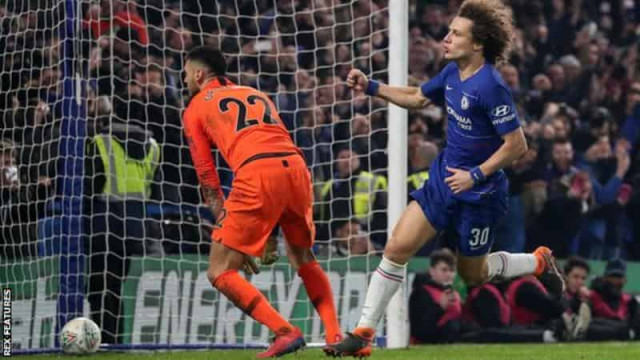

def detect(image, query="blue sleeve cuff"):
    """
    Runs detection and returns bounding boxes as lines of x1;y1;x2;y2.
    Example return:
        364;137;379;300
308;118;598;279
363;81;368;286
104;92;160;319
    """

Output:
365;79;380;96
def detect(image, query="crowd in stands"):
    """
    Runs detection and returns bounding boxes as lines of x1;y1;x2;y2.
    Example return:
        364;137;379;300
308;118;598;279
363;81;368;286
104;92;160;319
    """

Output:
413;0;640;261
409;249;639;344
1;0;640;261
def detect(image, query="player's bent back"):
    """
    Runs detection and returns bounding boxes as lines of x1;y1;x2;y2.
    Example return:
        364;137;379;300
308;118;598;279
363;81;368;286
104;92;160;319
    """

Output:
184;79;302;172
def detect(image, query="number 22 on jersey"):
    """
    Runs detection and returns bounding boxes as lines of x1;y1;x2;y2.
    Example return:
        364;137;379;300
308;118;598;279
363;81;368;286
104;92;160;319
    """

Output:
218;93;279;132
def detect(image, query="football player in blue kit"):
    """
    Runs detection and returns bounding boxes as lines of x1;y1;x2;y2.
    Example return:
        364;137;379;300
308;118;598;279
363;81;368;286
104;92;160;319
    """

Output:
326;0;564;357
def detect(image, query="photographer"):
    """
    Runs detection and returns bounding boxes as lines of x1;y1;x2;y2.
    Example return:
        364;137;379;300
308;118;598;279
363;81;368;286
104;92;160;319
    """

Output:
586;259;639;341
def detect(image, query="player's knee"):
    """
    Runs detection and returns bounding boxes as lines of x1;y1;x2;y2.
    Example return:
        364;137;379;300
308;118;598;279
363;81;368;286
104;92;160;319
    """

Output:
383;236;411;264
207;259;243;286
206;262;235;287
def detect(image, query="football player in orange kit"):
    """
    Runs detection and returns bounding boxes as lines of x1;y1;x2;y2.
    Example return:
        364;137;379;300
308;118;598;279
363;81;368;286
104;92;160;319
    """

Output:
182;46;341;358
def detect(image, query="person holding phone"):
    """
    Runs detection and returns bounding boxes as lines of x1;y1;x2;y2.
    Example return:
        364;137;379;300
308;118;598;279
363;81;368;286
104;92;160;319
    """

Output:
409;249;462;344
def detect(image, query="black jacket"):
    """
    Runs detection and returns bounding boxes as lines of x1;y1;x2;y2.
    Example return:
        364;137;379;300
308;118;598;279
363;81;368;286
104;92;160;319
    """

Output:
409;274;461;343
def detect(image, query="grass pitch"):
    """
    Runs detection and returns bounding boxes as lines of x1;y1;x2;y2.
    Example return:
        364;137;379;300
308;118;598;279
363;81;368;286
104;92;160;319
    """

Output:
16;342;640;360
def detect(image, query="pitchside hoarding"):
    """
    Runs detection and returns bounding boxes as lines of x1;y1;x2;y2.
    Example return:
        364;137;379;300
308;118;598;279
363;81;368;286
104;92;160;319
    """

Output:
2;256;639;349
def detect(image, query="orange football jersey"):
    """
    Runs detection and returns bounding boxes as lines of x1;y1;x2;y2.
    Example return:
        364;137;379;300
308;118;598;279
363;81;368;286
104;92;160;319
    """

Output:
183;78;301;191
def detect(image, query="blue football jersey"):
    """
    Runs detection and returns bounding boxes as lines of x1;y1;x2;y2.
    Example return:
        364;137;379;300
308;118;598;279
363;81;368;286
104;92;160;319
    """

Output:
420;62;521;200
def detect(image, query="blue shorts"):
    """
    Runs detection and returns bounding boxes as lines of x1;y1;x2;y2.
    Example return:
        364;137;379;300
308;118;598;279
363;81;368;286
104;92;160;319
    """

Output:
410;152;508;256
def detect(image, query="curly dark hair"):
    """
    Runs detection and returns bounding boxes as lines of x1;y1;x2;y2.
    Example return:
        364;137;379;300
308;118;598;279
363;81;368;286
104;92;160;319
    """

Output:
459;0;514;64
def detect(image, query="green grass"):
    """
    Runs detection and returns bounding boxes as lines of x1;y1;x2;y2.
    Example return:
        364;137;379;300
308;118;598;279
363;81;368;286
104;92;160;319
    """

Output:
16;343;640;360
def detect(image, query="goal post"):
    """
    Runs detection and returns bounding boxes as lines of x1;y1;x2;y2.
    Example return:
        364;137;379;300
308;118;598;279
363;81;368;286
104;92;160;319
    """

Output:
56;0;87;344
385;0;409;349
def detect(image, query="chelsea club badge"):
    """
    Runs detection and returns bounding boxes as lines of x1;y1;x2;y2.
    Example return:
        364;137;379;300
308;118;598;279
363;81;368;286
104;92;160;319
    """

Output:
461;95;469;110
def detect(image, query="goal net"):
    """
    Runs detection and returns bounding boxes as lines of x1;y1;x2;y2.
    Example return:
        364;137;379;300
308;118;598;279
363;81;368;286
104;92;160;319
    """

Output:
0;0;418;351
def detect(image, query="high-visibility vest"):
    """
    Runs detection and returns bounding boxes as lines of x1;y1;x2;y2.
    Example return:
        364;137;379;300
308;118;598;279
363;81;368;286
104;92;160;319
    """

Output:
320;171;387;222
94;134;159;200
408;170;429;191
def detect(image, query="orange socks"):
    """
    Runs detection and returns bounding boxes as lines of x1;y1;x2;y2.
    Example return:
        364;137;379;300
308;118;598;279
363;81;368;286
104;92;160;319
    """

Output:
213;270;294;335
298;261;342;343
213;263;341;342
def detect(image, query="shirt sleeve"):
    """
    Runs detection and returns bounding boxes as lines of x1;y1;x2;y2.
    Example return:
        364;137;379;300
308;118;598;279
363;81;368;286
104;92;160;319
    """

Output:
420;63;451;105
484;85;521;136
515;282;565;319
183;107;222;195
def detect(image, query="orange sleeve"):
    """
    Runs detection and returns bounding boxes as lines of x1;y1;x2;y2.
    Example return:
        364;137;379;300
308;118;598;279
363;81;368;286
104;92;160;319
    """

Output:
183;107;223;197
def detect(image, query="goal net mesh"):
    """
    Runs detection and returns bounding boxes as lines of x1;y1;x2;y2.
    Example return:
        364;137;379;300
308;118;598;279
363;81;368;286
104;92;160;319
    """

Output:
0;0;394;349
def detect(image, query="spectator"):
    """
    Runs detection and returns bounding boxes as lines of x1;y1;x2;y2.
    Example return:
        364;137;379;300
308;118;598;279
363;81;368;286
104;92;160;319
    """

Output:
498;63;522;103
83;0;149;45
587;259;639;340
133;64;197;204
317;148;387;246
504;275;565;327
350;114;372;158
11;98;58;217
546;64;567;102
562;256;592;340
531;139;584;255
563;256;591;316
573;107;613;158
317;217;375;257
475;274;578;342
461;277;567;343
574;143;631;259
620;99;640;150
84;120;160;344
523;73;553;119
419;5;448;41
0;140;35;258
496;137;543;252
409;248;462;344
463;282;510;329
407;140;438;203
558;55;590;110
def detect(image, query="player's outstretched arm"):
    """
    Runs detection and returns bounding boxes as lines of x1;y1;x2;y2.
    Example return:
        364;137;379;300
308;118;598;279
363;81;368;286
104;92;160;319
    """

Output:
347;68;430;109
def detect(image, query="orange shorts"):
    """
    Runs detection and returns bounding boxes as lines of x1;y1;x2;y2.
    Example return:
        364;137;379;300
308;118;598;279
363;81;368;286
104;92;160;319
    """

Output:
212;154;315;257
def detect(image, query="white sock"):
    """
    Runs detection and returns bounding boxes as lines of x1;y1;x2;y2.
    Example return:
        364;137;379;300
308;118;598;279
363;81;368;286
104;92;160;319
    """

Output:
487;251;538;281
357;256;406;329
